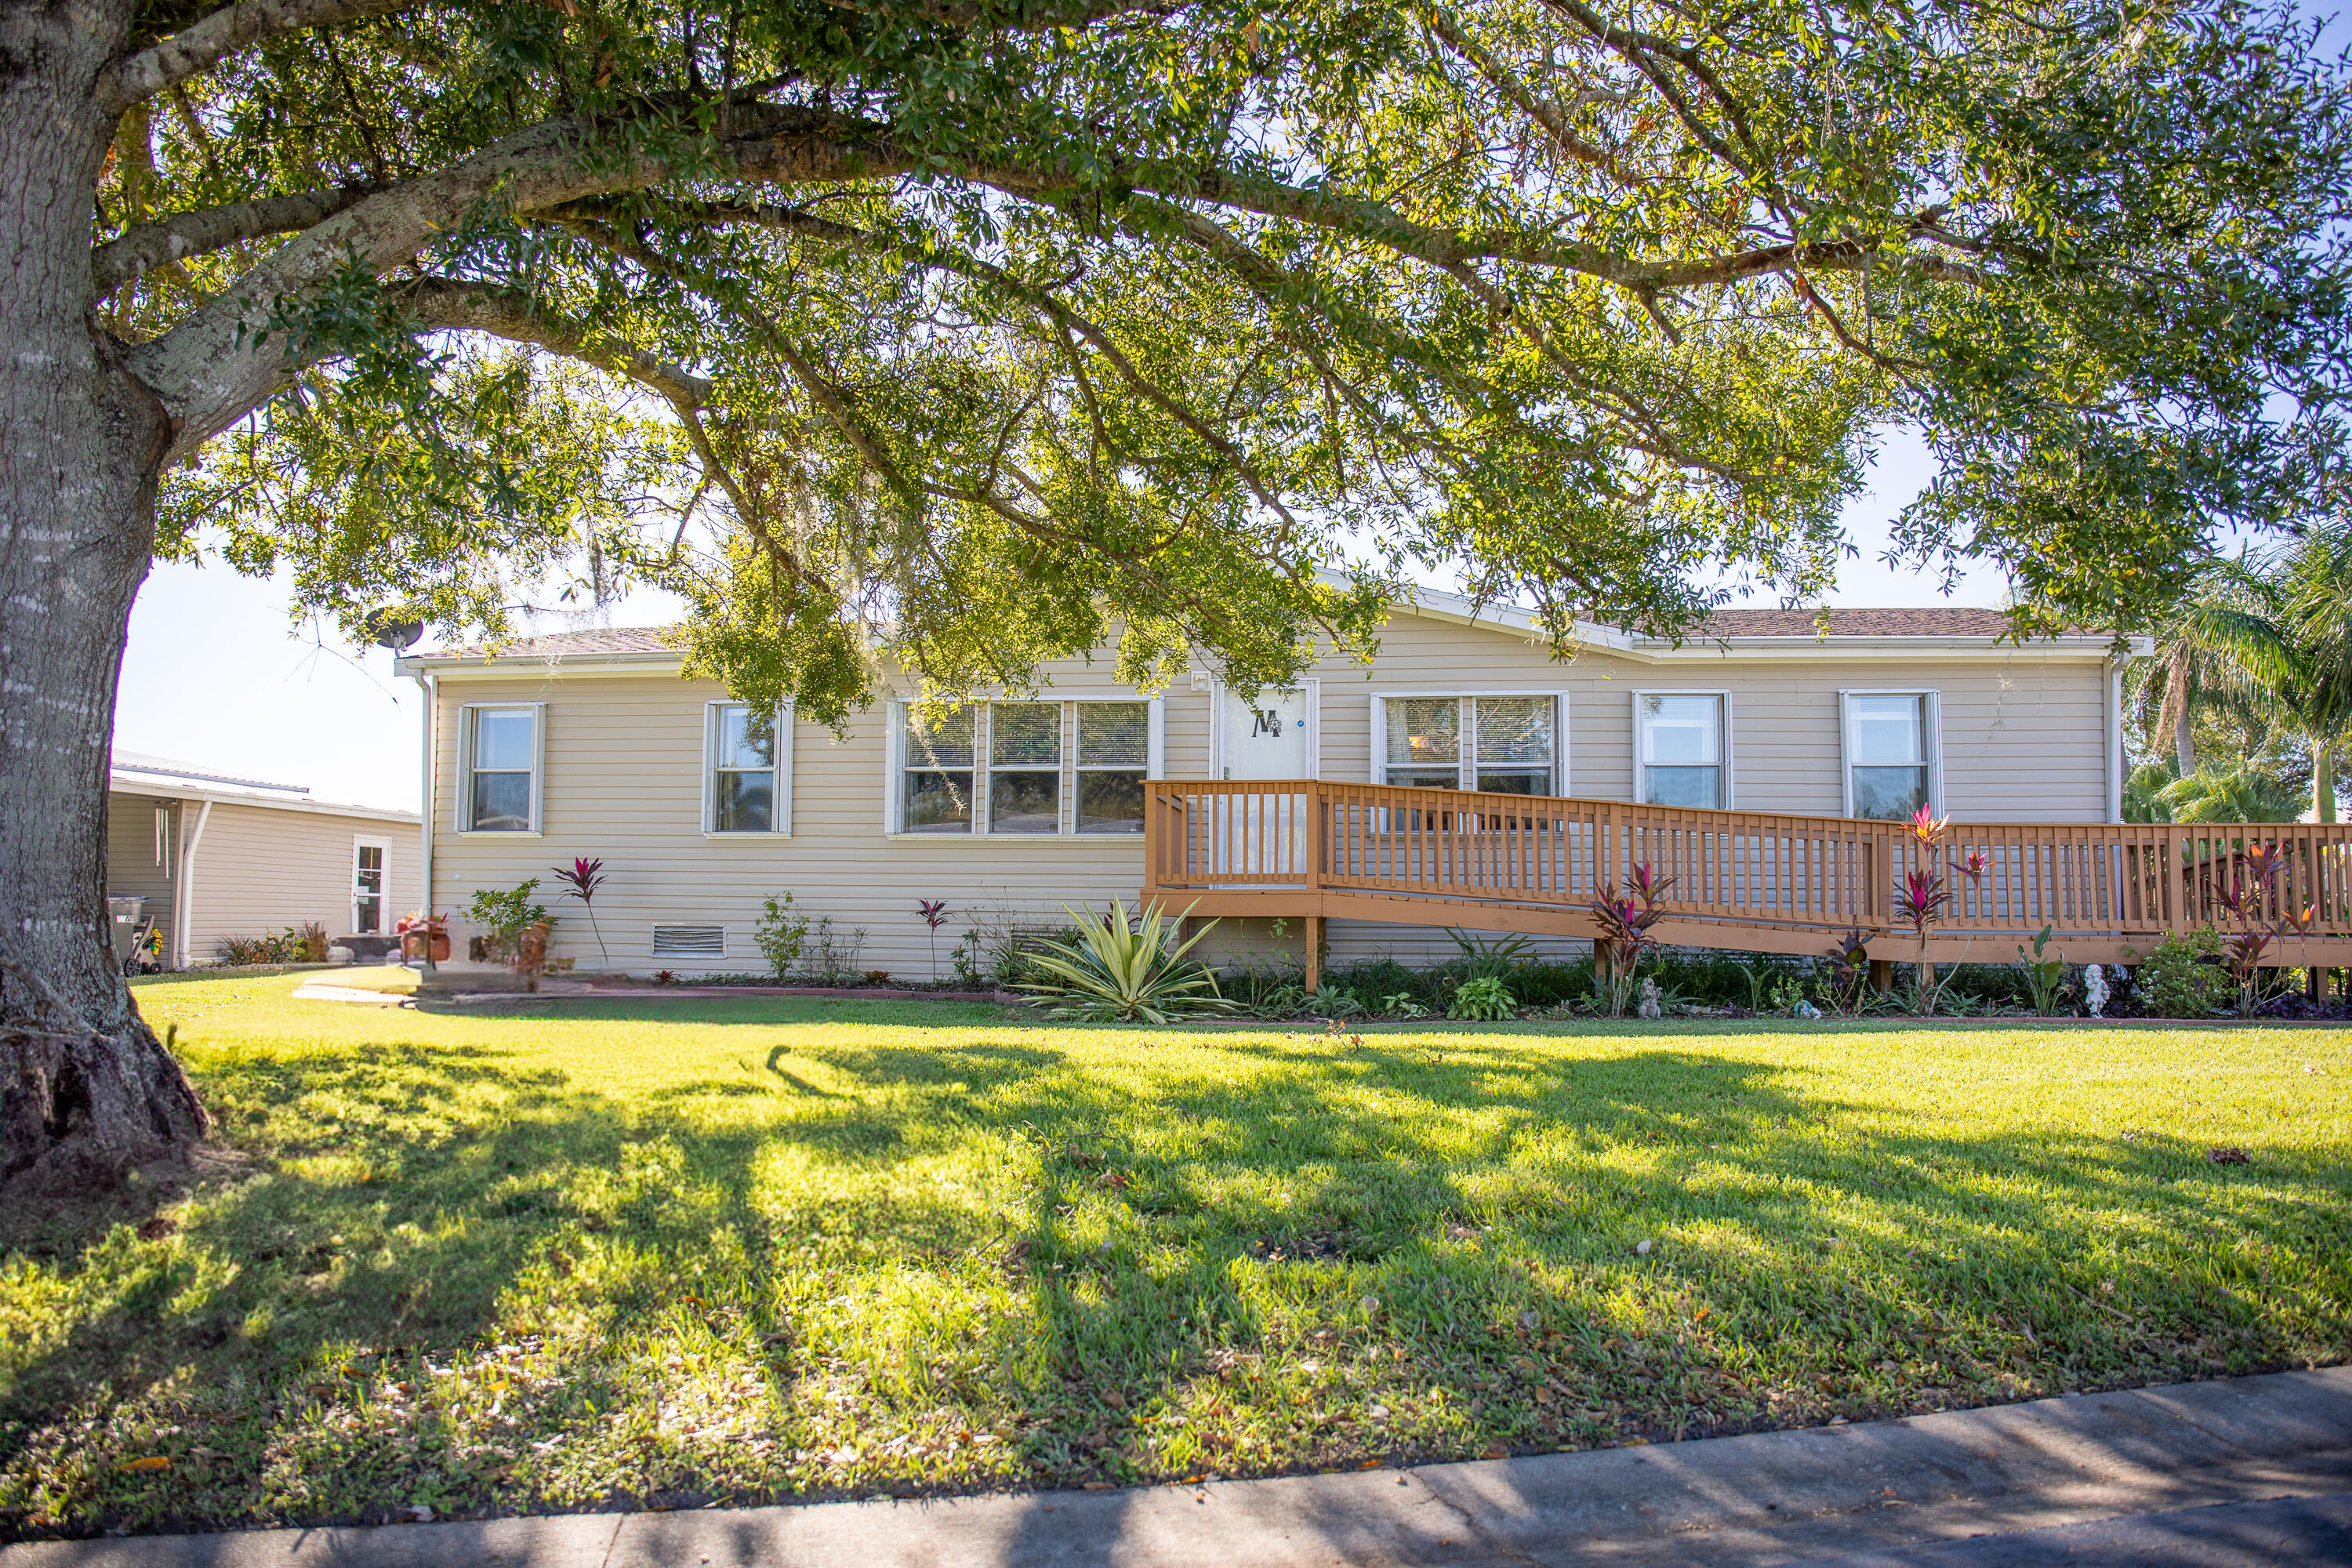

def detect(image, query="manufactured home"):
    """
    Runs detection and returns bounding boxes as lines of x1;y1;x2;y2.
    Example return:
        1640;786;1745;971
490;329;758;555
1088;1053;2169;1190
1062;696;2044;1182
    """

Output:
395;593;2162;978
107;751;423;968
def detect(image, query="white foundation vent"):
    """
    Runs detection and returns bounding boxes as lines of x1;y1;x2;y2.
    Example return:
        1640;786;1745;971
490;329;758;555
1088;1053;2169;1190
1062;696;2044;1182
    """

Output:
650;924;726;959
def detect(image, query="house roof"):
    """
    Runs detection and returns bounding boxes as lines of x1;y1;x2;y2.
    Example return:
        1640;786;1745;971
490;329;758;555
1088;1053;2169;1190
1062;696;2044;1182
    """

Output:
1692;607;2020;639
108;750;419;824
437;626;679;659
401;597;2142;674
111;750;308;796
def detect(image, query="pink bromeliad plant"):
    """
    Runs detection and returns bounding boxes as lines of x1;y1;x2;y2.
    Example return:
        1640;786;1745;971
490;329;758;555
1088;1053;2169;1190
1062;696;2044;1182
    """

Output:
917;899;951;982
552;857;611;970
1589;860;1674;1018
1893;808;1987;1014
2214;840;2306;1014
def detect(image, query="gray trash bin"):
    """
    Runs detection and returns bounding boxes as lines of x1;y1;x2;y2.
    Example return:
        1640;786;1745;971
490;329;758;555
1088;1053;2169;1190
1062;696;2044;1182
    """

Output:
108;896;149;966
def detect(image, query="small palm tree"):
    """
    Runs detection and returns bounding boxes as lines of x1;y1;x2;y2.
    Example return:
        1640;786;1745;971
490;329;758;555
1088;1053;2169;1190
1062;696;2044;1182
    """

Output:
2153;763;2307;825
2128;593;2227;776
2170;526;2352;822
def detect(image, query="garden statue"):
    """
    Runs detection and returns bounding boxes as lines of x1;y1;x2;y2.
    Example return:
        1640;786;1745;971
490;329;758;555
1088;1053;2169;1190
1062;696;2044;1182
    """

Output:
1637;978;1662;1019
2085;964;2109;1018
517;921;553;994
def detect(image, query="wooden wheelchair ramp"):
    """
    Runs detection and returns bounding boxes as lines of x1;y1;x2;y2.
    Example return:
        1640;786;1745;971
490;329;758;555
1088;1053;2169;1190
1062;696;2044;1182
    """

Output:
1142;779;2352;981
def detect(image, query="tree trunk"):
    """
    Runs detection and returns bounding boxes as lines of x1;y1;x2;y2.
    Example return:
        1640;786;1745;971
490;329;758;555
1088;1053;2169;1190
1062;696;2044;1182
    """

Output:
2316;739;2336;825
0;0;209;1200
2173;711;2197;777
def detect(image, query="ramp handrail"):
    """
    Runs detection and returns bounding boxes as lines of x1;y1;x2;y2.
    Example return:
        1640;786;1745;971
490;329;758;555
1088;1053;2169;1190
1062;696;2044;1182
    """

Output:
1142;779;2352;953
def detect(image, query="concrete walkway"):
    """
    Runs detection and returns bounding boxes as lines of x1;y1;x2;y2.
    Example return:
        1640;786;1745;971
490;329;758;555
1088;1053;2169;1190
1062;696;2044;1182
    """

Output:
9;1368;2348;1566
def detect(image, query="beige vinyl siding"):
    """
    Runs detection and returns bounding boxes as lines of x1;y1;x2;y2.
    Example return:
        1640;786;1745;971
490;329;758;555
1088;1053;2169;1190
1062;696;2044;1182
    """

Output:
423;608;2113;975
430;672;1163;977
1294;614;2110;815
177;802;423;962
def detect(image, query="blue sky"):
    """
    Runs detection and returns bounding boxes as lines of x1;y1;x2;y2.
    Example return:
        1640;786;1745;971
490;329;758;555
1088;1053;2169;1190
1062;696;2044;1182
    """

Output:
114;3;2347;810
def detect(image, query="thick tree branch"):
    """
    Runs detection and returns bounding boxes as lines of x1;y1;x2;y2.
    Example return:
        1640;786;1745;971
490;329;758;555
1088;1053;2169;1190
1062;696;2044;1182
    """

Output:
98;0;416;116
91;186;378;296
394;277;714;407
129;105;904;460
1125;163;1978;290
125;89;1972;469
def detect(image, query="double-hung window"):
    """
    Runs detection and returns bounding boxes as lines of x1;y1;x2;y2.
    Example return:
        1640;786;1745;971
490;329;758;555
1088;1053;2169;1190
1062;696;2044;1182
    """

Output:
1844;691;1936;819
709;702;790;833
1077;702;1149;833
894;699;1158;834
989;703;1062;833
1637;693;1726;808
464;704;540;832
1378;696;1559;794
902;705;978;833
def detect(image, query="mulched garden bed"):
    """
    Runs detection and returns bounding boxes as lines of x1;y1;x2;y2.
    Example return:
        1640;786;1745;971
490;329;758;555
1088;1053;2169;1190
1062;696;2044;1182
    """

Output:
445;982;1025;1004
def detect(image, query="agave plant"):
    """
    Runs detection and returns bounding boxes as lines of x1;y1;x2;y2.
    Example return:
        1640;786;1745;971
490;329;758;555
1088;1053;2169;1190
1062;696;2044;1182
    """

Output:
1018;899;1241;1022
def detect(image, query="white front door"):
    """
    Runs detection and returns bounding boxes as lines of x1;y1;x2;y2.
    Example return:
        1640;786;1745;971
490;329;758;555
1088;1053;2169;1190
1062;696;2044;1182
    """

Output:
1221;686;1313;780
1215;685;1314;879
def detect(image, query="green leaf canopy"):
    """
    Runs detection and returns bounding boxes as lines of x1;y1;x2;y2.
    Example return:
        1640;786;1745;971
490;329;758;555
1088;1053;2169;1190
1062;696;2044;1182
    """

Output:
102;0;2352;721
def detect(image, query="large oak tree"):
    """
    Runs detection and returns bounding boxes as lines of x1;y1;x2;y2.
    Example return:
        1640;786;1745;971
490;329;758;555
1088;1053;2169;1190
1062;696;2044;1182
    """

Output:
2;0;2345;1194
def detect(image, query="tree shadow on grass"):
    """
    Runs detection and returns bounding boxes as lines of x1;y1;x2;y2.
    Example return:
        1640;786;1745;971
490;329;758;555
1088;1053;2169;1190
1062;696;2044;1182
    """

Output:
2;1025;2346;1540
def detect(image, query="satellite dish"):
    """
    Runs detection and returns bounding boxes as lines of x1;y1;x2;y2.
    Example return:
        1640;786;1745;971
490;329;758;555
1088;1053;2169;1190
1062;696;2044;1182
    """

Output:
363;608;423;652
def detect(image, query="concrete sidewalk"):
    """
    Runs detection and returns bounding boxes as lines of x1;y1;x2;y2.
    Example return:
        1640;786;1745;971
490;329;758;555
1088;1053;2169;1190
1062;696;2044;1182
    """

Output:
9;1367;2349;1566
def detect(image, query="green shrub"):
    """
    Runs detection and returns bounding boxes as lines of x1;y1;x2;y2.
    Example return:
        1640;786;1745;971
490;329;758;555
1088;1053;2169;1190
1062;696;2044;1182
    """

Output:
1447;975;1516;1021
2132;928;2224;1018
466;880;553;953
2017;925;2071;1015
215;930;302;966
1655;950;1802;1007
803;917;869;985
755;891;809;981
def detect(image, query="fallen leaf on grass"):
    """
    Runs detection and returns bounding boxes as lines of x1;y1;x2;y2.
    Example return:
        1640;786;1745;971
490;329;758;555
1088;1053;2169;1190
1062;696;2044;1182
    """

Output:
117;1457;170;1473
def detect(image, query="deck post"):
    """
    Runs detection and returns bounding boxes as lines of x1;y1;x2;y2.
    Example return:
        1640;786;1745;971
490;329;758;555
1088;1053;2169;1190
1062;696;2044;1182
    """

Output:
1868;958;1894;994
1304;916;1322;992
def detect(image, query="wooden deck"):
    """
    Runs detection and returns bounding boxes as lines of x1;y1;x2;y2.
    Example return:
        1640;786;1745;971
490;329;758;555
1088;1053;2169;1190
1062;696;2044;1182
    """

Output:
1142;779;2352;983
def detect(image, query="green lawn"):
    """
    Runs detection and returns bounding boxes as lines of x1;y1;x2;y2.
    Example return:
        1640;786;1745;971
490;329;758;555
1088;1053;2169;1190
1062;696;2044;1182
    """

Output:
4;975;2347;1538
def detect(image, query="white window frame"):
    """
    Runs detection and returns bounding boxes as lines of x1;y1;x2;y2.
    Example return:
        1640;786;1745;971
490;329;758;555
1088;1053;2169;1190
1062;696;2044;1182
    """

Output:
350;835;390;935
1209;679;1322;781
1838;689;1942;819
1632;689;1733;810
1368;691;1569;795
1073;698;1158;836
884;695;1164;838
986;699;1067;836
703;700;794;837
456;701;546;836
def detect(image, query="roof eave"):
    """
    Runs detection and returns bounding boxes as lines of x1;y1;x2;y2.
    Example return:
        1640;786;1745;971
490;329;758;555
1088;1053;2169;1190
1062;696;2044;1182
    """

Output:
108;772;422;823
397;648;684;677
1635;633;2148;660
